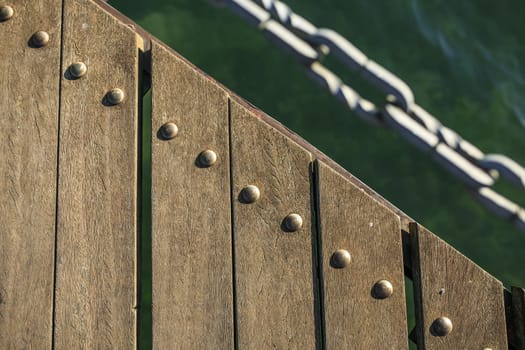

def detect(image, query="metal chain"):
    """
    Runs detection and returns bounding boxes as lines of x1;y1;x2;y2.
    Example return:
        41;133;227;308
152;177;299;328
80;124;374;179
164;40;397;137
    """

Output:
220;0;525;233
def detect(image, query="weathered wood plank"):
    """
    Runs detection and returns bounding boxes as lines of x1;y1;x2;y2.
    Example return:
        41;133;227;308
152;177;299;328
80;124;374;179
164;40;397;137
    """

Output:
231;96;414;233
511;287;525;349
230;100;317;349
150;40;233;349
316;160;408;349
410;223;508;349
54;0;142;348
0;0;62;347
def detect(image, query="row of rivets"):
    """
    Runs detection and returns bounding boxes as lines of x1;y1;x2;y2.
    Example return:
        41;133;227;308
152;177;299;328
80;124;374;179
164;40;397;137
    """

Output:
46;24;441;346
329;247;456;337
156;121;457;339
330;250;394;299
237;185;393;298
1;8;122;105
1;6;50;49
158;122;218;168
154;124;420;322
327;249;455;334
239;185;302;232
65;61;124;105
155;119;461;341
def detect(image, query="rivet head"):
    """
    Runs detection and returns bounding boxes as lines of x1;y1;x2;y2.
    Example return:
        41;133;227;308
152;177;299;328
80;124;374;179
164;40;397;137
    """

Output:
372;280;394;299
68;62;87;79
431;317;453;336
159;122;178;140
283;213;303;232
239;185;260;204
106;88;125;105
197;150;217;167
31;31;50;47
0;5;14;21
330;249;351;269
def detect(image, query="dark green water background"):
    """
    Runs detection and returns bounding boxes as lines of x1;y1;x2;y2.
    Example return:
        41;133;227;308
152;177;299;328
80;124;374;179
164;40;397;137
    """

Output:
109;0;525;347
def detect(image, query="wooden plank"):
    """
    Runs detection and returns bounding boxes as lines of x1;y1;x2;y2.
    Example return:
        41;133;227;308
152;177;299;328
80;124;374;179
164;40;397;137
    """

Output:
511;287;525;349
150;40;233;348
230;95;414;233
316;160;408;349
230;100;317;349
0;0;62;347
53;0;142;348
410;223;508;349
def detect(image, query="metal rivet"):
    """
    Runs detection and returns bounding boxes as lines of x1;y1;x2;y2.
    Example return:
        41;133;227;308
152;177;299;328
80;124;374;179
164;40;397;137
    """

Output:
330;249;351;269
431;317;453;336
31;31;50;47
0;5;14;21
106;88;125;105
198;150;217;167
159;122;178;140
372;280;393;299
283;213;303;232
68;62;87;79
240;185;260;204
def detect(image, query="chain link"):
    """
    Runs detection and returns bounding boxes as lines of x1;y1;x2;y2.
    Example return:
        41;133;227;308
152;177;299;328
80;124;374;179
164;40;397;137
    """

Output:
222;0;525;233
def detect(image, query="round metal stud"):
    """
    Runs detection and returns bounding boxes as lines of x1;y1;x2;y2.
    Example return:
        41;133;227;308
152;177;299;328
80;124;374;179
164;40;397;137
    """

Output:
431;317;453;337
68;62;87;79
198;150;217;167
159;122;178;140
239;185;260;204
283;213;303;232
31;31;50;47
106;88;125;105
330;249;351;269
0;5;14;21
372;280;394;299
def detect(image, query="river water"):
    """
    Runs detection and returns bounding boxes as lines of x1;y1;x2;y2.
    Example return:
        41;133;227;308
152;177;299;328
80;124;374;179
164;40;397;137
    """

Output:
111;0;524;345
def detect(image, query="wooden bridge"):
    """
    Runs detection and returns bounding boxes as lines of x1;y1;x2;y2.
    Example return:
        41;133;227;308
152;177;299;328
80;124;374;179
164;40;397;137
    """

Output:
0;0;523;348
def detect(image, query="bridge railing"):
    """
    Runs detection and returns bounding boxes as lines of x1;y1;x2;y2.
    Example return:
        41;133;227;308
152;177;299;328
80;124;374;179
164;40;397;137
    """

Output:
0;0;523;348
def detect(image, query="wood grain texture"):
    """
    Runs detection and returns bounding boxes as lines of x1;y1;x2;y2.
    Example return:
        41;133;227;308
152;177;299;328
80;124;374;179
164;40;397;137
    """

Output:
230;99;317;349
0;0;62;347
150;40;233;349
229;95;414;233
316;160;408;349
54;0;141;348
511;287;525;349
410;223;508;349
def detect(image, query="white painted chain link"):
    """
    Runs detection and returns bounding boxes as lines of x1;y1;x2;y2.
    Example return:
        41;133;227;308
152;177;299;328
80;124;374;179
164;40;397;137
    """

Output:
220;0;525;233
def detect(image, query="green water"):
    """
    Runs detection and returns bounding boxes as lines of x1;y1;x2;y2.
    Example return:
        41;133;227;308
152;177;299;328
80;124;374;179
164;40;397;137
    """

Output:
109;0;525;346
